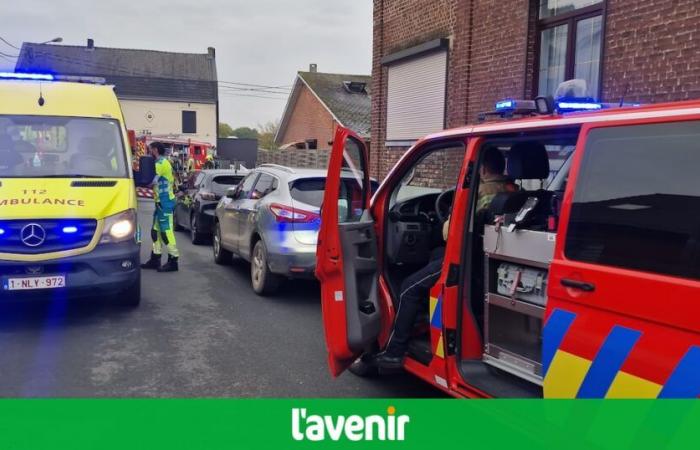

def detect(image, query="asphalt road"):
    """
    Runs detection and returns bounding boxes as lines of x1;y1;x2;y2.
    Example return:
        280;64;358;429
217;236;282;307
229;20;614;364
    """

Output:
0;200;443;397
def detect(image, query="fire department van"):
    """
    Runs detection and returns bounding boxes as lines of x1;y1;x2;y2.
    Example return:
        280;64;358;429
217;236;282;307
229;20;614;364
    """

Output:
316;91;700;398
0;72;140;306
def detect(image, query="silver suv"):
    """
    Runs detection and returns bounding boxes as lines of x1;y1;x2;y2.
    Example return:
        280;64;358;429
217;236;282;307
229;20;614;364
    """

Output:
213;164;327;295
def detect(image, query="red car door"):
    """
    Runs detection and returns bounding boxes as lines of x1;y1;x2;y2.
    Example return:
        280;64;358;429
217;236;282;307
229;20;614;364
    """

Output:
544;115;700;398
316;126;384;376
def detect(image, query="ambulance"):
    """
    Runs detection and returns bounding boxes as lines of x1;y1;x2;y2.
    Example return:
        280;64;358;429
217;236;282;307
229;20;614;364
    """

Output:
316;85;700;398
0;72;140;306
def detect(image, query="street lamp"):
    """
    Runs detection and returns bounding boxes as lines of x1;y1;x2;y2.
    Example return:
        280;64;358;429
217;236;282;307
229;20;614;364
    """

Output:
41;37;63;44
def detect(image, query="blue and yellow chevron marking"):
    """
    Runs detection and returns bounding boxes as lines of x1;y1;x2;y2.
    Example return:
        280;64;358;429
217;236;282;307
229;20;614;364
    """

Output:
543;308;700;398
542;309;576;376
429;296;444;359
577;326;642;398
430;296;443;329
659;346;700;398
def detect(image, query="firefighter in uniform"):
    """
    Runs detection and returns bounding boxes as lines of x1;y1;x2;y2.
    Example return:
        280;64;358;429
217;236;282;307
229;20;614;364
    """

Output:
373;146;517;369
140;142;180;272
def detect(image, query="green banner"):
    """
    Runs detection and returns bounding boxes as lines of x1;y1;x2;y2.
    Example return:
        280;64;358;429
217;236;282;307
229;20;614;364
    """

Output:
0;400;697;449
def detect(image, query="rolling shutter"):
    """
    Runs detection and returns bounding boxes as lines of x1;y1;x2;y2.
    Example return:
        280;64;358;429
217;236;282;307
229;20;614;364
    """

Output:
386;50;447;143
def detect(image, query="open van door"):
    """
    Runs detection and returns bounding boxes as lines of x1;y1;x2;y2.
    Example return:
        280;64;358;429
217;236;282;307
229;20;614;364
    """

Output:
316;126;381;376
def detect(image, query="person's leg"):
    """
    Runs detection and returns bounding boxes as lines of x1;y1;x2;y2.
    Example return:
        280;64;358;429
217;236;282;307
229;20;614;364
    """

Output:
141;211;162;269
157;203;179;272
376;257;444;368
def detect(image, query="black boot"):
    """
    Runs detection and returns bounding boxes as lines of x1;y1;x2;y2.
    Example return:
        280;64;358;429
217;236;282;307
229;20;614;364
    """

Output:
140;252;161;270
368;351;405;371
157;255;179;272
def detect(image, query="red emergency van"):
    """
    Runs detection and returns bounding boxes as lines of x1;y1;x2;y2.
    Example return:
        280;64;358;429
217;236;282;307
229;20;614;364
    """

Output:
316;96;700;398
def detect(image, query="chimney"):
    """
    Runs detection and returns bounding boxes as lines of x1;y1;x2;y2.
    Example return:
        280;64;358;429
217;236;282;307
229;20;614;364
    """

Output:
86;38;94;51
207;47;216;59
309;64;317;73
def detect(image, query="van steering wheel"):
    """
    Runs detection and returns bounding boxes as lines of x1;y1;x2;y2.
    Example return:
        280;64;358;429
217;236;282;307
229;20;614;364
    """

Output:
435;189;455;223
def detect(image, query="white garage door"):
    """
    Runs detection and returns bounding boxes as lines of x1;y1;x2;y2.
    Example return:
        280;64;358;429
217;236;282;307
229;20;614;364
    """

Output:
386;50;447;143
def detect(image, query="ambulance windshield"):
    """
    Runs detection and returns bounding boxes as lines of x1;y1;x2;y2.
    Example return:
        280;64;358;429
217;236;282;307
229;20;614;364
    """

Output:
0;115;129;178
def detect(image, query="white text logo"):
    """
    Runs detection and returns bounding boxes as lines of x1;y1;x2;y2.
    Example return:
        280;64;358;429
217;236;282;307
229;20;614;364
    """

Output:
291;406;409;442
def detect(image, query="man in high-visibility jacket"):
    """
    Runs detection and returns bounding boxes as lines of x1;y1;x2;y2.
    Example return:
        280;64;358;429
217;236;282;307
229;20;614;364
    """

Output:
140;142;180;272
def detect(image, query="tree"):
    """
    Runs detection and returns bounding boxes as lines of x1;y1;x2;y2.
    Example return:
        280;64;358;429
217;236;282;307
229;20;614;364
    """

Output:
257;120;280;150
232;127;259;139
218;122;234;138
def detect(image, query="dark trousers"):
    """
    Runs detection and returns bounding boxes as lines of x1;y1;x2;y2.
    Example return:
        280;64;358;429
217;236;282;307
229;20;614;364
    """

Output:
385;247;445;357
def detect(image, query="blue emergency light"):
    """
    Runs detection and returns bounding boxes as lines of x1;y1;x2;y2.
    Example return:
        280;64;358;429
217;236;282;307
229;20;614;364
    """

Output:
495;99;517;111
556;100;604;112
62;226;78;234
0;228;5;236
0;72;54;81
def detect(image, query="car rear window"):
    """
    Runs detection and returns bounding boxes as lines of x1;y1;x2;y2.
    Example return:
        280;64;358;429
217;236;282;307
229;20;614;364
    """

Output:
291;177;380;208
290;178;326;207
210;175;244;195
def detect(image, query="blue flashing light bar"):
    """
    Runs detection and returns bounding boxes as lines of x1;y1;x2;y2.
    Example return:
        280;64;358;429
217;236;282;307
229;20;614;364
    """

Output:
0;72;54;81
62;226;78;234
557;101;604;111
0;228;5;236
495;99;516;111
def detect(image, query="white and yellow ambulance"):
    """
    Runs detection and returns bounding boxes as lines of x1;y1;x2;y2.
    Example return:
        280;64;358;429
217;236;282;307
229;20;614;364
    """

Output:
0;72;140;306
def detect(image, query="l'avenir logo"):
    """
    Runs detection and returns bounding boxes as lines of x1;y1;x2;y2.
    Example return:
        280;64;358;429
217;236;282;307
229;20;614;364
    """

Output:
291;406;410;442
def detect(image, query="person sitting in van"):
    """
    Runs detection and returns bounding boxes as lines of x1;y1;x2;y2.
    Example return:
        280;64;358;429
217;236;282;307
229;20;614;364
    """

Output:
373;146;516;370
0;134;23;173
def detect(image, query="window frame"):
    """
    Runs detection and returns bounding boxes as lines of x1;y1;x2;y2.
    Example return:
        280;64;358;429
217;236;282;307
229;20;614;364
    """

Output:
251;172;278;200
382;39;450;147
235;172;260;200
534;1;607;99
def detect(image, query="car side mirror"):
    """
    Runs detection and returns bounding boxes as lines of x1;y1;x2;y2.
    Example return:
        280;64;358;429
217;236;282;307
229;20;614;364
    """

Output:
226;187;238;199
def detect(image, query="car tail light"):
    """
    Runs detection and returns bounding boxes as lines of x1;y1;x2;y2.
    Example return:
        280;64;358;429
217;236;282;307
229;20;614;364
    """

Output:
200;191;217;201
269;203;320;223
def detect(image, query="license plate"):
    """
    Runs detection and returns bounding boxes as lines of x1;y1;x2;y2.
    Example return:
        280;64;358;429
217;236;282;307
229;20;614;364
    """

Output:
4;275;66;291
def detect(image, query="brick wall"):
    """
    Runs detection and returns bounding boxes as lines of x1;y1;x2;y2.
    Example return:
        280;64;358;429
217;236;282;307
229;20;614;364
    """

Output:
371;0;459;179
278;83;337;148
603;0;700;103
372;0;700;180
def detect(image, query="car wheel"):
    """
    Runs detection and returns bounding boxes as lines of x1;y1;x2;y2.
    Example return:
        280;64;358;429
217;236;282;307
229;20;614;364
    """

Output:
251;240;279;296
190;213;205;245
118;272;141;308
173;208;184;231
213;223;232;265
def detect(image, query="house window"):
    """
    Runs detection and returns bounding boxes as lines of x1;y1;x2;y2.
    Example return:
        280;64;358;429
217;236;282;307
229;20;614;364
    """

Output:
537;0;604;98
182;110;197;134
383;39;448;144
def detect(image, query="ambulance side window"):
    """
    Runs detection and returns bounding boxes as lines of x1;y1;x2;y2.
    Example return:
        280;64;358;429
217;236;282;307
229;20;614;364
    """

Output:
565;120;700;280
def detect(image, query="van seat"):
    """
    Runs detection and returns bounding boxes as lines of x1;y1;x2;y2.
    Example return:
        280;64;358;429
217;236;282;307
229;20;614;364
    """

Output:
489;142;551;222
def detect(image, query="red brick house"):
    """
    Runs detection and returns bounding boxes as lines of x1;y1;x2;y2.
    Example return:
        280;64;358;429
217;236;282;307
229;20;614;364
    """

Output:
275;68;371;150
371;0;700;177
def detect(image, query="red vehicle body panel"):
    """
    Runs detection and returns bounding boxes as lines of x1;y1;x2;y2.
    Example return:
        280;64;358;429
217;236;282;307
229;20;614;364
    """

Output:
318;100;700;397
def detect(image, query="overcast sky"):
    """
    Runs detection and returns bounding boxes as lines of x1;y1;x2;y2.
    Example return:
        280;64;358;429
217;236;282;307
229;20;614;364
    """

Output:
1;0;373;128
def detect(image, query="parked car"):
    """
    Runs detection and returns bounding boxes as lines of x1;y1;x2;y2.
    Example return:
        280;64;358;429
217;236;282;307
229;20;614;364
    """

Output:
213;164;377;295
174;169;248;244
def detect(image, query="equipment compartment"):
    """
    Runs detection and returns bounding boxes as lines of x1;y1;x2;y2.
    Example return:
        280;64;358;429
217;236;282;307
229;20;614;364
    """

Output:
484;294;544;384
482;224;555;385
483;225;556;266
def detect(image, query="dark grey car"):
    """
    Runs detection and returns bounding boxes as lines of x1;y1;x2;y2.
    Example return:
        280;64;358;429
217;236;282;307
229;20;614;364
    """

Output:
174;169;249;244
